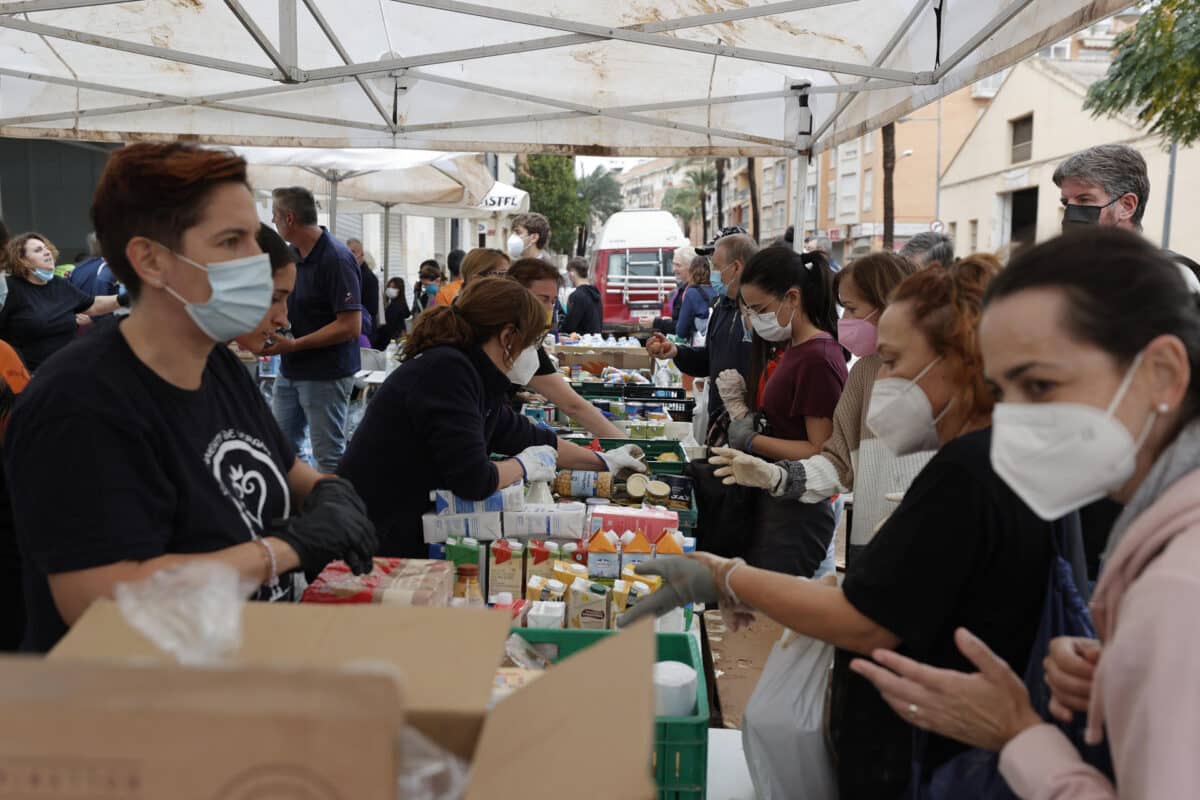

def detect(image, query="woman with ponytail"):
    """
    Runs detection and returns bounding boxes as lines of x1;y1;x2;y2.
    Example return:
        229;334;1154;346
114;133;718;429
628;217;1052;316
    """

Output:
340;277;645;557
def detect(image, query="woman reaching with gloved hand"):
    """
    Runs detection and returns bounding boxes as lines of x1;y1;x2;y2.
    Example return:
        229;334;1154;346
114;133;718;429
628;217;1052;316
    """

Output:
6;143;378;653
710;251;925;567
622;256;1065;799
340;276;645;558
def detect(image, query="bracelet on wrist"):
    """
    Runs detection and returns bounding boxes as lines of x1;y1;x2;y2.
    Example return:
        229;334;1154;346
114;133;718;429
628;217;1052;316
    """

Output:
724;557;746;605
254;536;279;588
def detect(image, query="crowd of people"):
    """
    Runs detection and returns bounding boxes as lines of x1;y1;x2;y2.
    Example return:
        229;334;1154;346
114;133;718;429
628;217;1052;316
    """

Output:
0;138;1195;799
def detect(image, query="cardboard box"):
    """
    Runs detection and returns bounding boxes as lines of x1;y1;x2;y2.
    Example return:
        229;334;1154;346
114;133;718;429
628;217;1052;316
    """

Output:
502;503;586;538
422;511;503;543
552;345;652;372
45;600;658;799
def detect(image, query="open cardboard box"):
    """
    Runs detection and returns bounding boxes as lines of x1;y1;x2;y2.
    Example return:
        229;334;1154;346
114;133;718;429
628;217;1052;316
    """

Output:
26;600;658;799
553;345;653;372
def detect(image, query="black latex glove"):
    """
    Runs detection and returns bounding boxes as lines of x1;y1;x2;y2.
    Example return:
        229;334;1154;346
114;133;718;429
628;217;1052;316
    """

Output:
272;477;378;580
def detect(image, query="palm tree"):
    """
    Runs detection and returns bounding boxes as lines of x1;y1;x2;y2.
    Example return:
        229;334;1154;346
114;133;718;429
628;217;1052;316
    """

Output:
576;165;624;255
684;165;716;243
662;186;700;238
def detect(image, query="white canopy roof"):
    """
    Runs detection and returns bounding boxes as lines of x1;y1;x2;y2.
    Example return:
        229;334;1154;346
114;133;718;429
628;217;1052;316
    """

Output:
0;0;1135;156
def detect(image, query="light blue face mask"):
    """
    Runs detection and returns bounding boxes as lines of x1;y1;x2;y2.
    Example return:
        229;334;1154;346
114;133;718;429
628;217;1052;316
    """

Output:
34;268;55;283
162;248;273;342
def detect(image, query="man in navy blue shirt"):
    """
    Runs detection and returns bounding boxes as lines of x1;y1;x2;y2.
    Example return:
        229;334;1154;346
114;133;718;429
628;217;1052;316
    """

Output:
264;187;363;473
67;234;120;297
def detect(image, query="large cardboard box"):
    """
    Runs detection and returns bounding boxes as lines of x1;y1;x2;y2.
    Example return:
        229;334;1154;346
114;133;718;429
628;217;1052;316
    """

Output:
553;345;652;373
36;600;657;799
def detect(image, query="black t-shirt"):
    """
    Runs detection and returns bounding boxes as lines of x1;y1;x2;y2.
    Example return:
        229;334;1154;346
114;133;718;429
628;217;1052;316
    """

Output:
0;275;93;371
833;428;1053;797
534;345;557;378
6;322;298;652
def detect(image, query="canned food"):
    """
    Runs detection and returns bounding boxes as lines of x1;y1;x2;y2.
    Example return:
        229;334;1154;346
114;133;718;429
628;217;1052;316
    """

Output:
609;401;627;420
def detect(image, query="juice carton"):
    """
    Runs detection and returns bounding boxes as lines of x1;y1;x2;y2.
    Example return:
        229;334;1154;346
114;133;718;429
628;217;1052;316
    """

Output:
561;540;588;569
526;575;567;603
566;578;611;630
526;540;557;582
619;529;653;571
622;564;663;593
526;600;566;629
653;530;685;557
626;581;653;613
525;575;547;602
610;579;631;627
553;560;589;589
488;540;525;598
587;529;620;580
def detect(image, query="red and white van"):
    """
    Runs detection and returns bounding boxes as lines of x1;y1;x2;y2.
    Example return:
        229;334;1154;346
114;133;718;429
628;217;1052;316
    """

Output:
590;210;688;326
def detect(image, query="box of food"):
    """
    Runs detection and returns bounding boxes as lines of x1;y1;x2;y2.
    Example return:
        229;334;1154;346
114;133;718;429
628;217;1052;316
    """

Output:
432;483;526;515
590;506;680;545
502;502;586;538
301;557;453;608
422;510;503;543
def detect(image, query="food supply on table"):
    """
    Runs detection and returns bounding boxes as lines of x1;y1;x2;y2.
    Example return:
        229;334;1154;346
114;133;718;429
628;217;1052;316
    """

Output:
431;483;525;515
453;564;485;607
301;557;453;607
553;470;613;498
587;529;620;579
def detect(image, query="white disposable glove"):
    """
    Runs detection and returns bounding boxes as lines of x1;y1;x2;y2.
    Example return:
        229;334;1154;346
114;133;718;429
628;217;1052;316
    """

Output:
716;368;750;420
515;445;558;483
597;443;648;474
709;446;787;494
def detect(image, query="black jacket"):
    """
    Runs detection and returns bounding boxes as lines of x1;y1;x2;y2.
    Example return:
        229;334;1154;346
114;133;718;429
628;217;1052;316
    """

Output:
562;284;603;334
369;297;410;349
359;263;380;327
339;344;557;557
672;293;751;422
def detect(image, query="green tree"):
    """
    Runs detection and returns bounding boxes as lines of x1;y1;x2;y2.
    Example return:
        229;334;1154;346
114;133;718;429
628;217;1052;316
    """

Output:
684;164;716;242
661;185;699;232
1085;1;1200;146
514;154;585;253
576;166;624;253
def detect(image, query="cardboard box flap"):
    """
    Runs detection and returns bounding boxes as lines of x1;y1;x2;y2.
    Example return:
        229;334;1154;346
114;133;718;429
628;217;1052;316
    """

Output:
0;655;404;720
52;600;510;719
466;620;658;800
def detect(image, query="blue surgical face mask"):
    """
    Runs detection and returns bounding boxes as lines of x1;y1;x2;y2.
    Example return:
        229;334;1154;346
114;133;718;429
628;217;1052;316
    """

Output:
161;248;273;342
424;283;438;297
710;272;727;298
34;268;55;283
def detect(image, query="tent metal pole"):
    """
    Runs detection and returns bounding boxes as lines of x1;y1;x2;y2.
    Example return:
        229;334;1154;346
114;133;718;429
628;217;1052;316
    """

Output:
792;153;809;254
934;0;1038;81
309;0;856;81
328;172;340;238
812;0;934;145
0;67;186;101
300;0;394;128
279;0;298;77
0;0;133;12
0;16;281;79
382;204;392;286
391;0;924;83
223;0;290;77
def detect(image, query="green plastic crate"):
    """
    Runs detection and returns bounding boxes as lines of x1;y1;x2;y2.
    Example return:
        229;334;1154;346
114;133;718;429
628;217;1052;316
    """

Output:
570;381;625;399
512;628;708;799
564;436;688;475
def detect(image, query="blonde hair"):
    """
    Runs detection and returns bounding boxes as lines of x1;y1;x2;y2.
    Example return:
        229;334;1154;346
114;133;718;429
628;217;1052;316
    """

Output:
461;248;511;284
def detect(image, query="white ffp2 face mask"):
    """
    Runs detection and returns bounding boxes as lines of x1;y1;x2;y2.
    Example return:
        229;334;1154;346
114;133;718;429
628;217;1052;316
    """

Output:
991;352;1157;521
866;358;949;455
162;249;273;342
505;345;540;385
507;233;526;260
748;302;796;342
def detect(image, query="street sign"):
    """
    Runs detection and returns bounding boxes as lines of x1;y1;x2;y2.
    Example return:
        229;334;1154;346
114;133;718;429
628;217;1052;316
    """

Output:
930;220;945;233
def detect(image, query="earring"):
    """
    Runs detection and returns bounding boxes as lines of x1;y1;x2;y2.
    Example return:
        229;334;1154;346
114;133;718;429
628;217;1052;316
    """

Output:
1158;402;1169;413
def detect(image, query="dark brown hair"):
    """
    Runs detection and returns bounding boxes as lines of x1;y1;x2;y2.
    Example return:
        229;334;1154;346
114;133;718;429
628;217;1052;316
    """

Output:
890;253;1002;422
688;255;711;286
91;143;248;297
839;251;919;312
403;277;545;363
256;224;296;276
509;258;563;289
5;233;58;280
566;257;589;280
461;248;511;284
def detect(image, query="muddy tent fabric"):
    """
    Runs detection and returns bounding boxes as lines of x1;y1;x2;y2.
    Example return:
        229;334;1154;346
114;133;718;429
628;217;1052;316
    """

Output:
0;0;1136;159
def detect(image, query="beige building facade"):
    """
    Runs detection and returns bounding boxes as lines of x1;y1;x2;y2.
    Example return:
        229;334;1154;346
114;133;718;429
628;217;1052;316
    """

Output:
939;56;1200;260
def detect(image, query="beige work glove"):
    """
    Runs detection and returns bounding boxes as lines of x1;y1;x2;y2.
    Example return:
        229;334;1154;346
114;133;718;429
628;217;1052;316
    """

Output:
709;446;788;494
715;368;750;420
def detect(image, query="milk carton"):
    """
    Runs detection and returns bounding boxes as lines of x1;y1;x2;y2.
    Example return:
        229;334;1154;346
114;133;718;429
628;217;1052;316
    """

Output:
587;529;620;580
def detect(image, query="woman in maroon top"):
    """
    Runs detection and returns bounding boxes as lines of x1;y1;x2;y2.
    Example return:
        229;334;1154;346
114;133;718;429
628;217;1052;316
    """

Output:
726;245;847;576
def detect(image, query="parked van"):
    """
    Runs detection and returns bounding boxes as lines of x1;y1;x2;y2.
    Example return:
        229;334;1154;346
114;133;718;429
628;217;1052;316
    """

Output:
590;210;687;326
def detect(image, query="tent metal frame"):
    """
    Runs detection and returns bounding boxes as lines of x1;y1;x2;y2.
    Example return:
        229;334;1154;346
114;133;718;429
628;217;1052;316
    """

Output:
0;0;1132;246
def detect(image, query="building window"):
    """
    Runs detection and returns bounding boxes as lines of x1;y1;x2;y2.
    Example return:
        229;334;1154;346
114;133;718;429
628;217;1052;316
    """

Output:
839;174;857;216
1038;38;1070;59
828;179;837;216
805;185;817;220
1010;115;1033;163
948;221;957;243
972;68;1010;99
775;164;786;188
776;204;786;229
863;133;874;155
862;169;873;211
969;219;979;252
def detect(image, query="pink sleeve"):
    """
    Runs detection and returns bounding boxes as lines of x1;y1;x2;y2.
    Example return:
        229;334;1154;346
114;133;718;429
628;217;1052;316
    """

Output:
1000;571;1200;800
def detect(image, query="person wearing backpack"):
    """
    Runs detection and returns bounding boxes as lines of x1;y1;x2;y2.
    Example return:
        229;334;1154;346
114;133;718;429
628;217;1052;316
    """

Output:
851;227;1200;799
674;255;718;345
621;256;1066;798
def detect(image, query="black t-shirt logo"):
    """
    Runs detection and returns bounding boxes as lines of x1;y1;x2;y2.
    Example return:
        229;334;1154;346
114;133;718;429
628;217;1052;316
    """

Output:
204;429;291;539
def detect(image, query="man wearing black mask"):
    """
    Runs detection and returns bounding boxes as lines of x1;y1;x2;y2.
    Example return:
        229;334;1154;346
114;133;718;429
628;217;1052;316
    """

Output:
1054;144;1200;289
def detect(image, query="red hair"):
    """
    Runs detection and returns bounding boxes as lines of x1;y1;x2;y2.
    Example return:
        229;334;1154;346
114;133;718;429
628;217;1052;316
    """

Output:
889;254;1002;421
90;142;248;296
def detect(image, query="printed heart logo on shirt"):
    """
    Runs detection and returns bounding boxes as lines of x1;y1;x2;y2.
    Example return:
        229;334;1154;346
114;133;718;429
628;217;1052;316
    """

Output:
206;431;291;540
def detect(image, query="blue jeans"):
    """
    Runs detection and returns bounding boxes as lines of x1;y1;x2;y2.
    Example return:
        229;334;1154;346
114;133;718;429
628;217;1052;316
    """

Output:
272;374;355;473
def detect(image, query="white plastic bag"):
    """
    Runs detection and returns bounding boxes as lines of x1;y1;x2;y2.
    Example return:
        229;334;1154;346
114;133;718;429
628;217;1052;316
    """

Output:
691;377;709;446
742;629;838;800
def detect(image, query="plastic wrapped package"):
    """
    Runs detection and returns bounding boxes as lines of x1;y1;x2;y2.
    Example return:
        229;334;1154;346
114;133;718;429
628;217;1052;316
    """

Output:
431;483;525;515
301;558;454;607
112;562;469;800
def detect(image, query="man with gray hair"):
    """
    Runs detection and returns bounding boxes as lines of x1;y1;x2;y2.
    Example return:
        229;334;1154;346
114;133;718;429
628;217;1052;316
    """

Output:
646;227;756;438
898;231;956;266
1054;143;1200;288
804;234;841;270
653;243;697;334
266;186;364;473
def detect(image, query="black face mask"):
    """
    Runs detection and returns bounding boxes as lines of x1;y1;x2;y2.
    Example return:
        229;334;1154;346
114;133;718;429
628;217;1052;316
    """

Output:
1061;197;1120;231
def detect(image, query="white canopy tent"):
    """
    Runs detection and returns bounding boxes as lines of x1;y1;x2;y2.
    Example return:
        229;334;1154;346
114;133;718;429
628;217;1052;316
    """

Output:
0;0;1136;240
235;146;526;278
